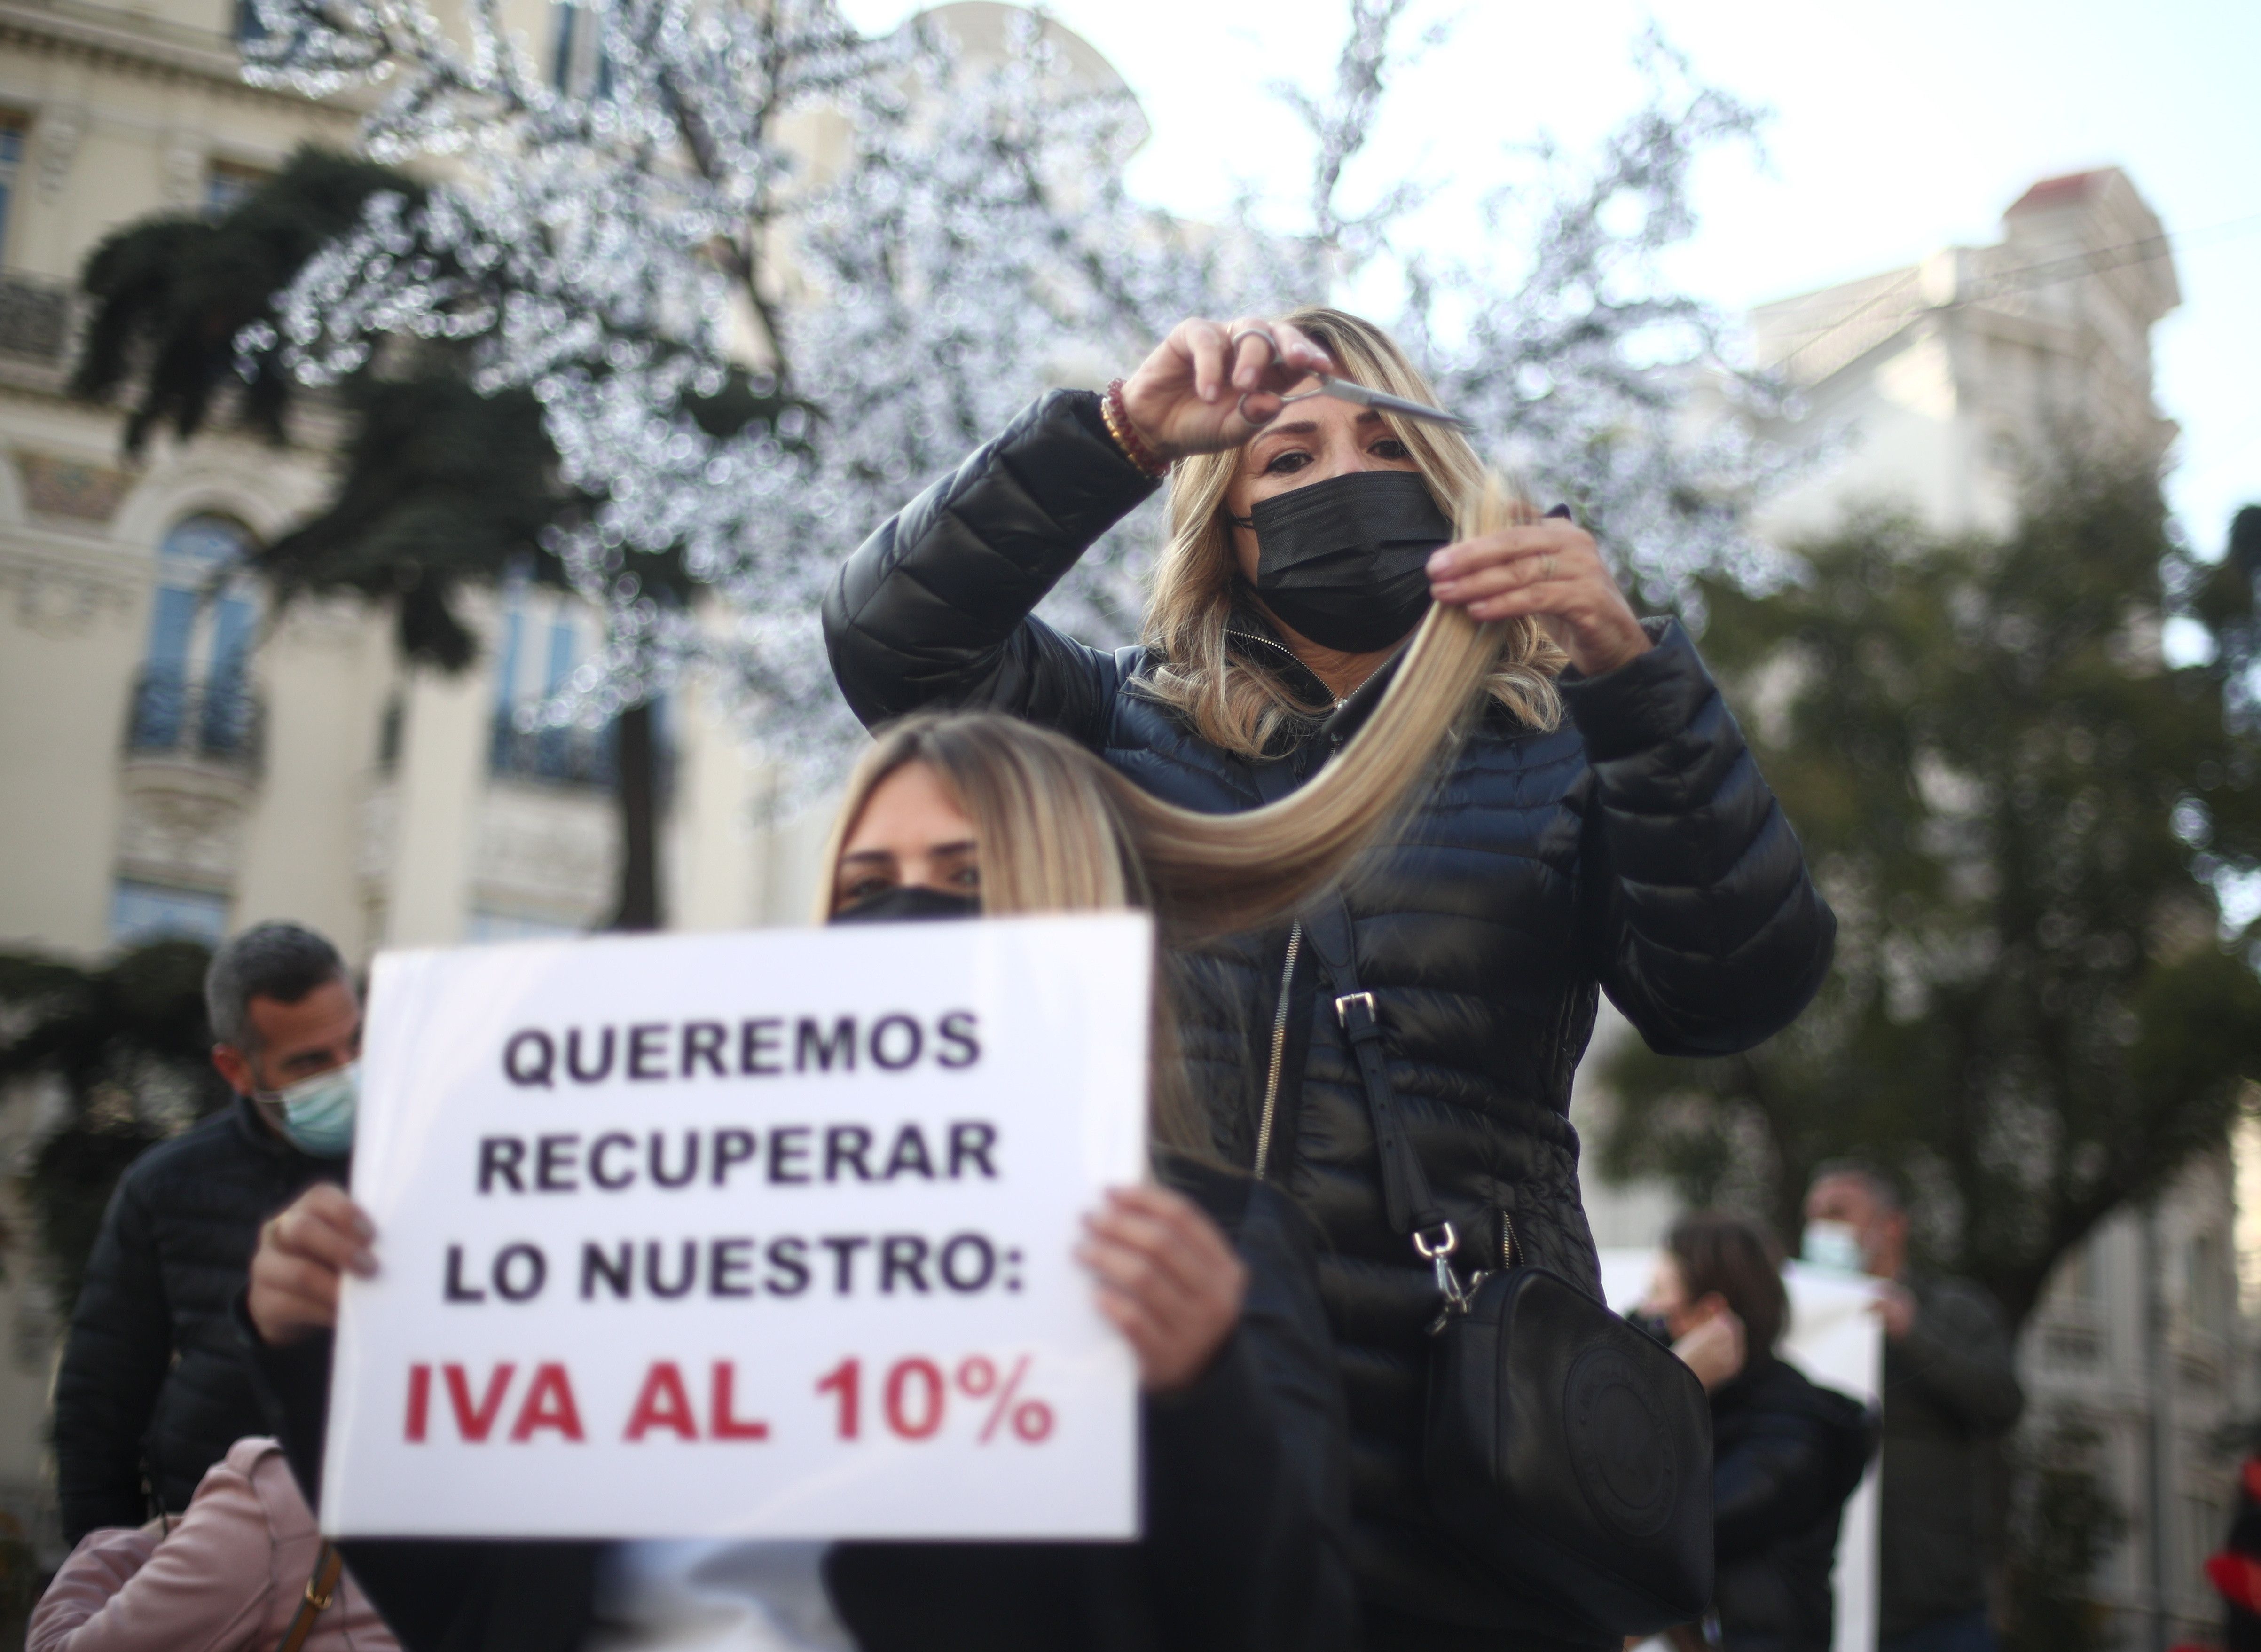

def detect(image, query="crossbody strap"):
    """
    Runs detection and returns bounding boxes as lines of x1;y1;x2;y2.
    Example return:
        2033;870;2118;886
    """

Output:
276;1541;344;1652
1301;897;1465;1297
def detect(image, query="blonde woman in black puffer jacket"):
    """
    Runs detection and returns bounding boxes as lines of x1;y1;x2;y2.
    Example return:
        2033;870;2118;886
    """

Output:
824;306;1837;1652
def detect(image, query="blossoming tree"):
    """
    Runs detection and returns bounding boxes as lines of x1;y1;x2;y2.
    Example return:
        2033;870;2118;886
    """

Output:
240;0;1778;773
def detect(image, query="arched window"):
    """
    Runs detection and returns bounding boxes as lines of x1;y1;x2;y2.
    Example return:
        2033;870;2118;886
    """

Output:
489;586;607;785
130;515;259;758
487;587;665;792
549;0;614;97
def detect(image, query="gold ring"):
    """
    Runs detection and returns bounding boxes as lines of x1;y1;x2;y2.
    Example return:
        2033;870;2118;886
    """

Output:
1540;553;1559;582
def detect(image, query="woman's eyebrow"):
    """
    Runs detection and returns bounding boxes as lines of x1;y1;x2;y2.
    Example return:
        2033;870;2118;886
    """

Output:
1250;408;1386;450
837;849;896;867
1244;421;1321;470
928;840;979;859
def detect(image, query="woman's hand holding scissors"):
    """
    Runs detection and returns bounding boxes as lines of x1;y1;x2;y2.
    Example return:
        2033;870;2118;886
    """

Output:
1117;316;1337;463
1118;312;1651;676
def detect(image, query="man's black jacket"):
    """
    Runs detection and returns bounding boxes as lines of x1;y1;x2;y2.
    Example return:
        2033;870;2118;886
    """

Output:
248;1159;1356;1652
1878;1274;2025;1636
1709;1355;1876;1652
55;1094;340;1539
822;390;1837;1647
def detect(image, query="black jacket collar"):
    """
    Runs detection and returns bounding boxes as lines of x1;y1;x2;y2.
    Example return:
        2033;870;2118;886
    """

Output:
1223;599;1335;712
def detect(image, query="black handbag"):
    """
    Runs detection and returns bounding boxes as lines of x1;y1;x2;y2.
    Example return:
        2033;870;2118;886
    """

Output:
1302;898;1714;1637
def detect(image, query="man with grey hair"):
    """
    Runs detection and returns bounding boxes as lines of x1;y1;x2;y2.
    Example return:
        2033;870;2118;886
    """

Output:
53;920;360;1542
1804;1161;2024;1652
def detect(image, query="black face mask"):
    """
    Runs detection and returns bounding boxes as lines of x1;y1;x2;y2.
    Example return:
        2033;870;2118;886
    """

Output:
1244;470;1452;654
829;885;981;925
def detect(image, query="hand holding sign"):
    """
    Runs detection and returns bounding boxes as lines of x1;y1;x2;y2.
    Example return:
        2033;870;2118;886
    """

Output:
249;1183;375;1344
1079;1186;1247;1394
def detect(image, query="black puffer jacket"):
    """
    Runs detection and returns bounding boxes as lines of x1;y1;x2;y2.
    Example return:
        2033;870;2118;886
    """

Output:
1710;1356;1876;1652
55;1095;341;1540
823;391;1836;1647
1877;1273;2025;1637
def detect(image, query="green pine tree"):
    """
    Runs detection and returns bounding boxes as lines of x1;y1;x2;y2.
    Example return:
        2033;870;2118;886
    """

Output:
73;145;417;454
0;941;228;1318
2002;1414;2126;1652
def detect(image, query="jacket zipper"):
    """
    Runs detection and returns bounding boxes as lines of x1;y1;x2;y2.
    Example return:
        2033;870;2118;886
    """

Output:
1251;923;1304;1181
1500;1208;1522;1269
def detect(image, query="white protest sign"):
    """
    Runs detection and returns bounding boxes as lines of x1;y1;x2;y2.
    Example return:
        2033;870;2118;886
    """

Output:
322;914;1150;1541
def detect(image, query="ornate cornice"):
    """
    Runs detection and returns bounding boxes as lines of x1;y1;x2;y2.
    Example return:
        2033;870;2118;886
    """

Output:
0;0;362;112
0;528;144;635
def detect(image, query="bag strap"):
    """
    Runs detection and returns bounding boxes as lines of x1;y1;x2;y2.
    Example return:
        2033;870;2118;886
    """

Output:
277;1541;344;1652
1301;897;1466;1298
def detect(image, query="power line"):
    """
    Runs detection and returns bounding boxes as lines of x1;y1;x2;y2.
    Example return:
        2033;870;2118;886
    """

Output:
1960;208;2261;304
1769;207;2261;376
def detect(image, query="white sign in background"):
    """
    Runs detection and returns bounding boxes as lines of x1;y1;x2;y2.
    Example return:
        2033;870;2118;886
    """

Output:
322;915;1152;1541
1601;1251;1885;1652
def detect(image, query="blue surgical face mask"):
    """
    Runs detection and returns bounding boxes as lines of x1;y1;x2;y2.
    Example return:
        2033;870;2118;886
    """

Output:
263;1061;359;1158
1801;1219;1865;1274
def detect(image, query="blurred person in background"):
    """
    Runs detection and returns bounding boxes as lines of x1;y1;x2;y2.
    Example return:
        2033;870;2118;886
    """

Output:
53;921;359;1542
29;1434;396;1652
1803;1164;2023;1652
1639;1211;1874;1652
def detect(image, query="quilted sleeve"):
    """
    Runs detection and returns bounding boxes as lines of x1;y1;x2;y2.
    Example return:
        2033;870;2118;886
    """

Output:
1562;620;1837;1056
822;390;1161;745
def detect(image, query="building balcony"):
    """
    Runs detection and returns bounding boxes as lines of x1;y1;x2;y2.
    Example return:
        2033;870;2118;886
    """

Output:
489;712;618;790
0;271;70;364
124;669;265;774
488;709;673;801
115;672;262;905
0;270;76;396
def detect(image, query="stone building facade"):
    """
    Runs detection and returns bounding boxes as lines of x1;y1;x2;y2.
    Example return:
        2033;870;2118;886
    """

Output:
1751;165;2182;541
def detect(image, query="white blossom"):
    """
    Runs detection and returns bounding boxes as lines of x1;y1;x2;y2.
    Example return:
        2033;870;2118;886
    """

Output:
242;0;1787;779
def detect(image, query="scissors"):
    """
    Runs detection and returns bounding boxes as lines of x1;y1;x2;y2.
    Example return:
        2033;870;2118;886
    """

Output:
1279;372;1470;431
1230;324;1470;430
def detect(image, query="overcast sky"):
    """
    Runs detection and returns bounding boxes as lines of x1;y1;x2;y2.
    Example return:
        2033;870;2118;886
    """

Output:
842;0;2261;560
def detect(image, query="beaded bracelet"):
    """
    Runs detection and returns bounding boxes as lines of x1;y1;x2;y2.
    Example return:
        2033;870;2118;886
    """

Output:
1102;378;1169;479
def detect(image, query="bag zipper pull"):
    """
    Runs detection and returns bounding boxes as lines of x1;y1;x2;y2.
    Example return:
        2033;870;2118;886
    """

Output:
1418;1222;1473;1332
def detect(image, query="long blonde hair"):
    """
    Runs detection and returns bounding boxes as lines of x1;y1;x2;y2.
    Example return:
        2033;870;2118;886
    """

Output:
1142;306;1566;760
813;623;1496;1155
